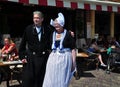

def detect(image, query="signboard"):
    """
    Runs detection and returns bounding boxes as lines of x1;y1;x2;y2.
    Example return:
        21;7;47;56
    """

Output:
87;22;91;38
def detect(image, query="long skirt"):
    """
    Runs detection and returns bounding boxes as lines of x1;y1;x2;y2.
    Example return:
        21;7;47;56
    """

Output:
43;51;73;87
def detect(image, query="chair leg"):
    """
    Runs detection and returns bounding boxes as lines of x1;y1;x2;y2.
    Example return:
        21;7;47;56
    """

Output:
96;59;99;70
17;79;22;86
10;72;13;83
6;79;9;87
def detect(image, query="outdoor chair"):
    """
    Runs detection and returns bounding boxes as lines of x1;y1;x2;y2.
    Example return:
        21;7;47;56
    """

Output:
75;48;99;80
8;64;23;86
106;47;120;74
81;48;100;70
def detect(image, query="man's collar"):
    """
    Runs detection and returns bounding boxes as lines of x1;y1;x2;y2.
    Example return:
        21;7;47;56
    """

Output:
33;24;42;29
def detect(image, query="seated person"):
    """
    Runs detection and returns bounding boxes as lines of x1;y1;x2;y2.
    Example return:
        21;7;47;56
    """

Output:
97;35;105;48
110;37;120;48
1;37;18;61
88;39;107;67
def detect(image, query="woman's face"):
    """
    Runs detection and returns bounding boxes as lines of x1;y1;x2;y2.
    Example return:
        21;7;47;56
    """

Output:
54;19;63;33
4;38;10;45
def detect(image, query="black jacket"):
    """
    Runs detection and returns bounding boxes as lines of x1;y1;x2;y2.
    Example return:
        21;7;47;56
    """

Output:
19;24;51;60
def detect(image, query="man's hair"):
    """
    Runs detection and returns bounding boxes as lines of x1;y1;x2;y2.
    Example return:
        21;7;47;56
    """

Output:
33;11;44;18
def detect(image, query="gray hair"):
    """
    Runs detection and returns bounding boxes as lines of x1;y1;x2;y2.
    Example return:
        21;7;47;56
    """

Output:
33;11;44;18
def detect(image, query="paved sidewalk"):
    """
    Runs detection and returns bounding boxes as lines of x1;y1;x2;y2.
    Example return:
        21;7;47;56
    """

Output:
1;69;120;87
70;69;120;87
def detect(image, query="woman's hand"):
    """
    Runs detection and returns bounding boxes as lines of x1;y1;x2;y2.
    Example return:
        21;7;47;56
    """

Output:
5;50;9;54
2;50;9;54
71;61;76;72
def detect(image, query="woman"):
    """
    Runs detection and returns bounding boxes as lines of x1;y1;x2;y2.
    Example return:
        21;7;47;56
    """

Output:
1;37;18;61
88;39;106;67
43;13;76;87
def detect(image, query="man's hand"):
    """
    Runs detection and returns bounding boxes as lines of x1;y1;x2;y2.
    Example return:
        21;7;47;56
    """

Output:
22;59;27;63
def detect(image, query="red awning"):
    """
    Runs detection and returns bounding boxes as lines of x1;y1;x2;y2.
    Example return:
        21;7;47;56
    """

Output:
2;0;120;12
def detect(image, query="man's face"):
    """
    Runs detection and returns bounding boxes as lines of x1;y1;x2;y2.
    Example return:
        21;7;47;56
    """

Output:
33;14;43;26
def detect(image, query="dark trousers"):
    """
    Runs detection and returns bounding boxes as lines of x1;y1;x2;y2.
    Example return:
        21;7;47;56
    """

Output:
22;53;48;87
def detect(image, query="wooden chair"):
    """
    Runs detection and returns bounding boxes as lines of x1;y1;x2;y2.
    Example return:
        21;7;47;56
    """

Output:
82;49;100;69
10;64;23;85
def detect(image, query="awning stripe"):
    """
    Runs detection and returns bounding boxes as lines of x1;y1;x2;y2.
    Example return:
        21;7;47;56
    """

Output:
78;2;84;9
39;0;47;6
107;6;112;12
29;0;38;4
71;2;78;9
84;3;90;10
47;0;55;6
3;0;120;12
56;0;63;8
91;3;96;10
8;0;19;2
19;0;29;4
112;5;117;12
63;1;71;8
102;4;107;11
118;7;120;12
96;5;102;11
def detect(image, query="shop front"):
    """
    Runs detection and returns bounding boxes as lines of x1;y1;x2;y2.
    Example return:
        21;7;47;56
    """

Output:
0;0;120;40
0;0;81;38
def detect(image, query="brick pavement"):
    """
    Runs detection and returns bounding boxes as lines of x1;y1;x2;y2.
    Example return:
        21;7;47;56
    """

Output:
0;69;120;87
70;69;120;87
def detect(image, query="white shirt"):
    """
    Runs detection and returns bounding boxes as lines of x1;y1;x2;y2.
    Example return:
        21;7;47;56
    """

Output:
36;26;41;41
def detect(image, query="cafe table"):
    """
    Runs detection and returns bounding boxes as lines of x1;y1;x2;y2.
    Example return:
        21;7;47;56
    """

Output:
74;52;89;79
0;60;23;87
77;52;89;58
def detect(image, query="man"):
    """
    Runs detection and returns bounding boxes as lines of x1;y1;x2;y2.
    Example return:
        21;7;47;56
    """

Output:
19;11;50;87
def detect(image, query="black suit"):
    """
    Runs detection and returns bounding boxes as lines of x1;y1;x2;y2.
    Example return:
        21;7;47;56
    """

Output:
19;24;51;87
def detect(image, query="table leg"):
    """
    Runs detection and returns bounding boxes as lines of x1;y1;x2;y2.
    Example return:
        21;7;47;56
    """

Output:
6;79;9;87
